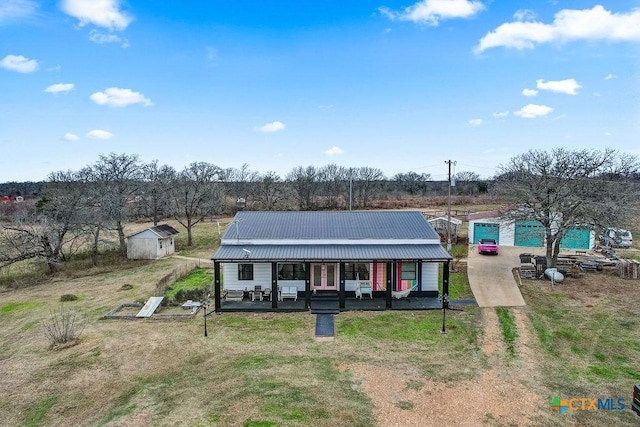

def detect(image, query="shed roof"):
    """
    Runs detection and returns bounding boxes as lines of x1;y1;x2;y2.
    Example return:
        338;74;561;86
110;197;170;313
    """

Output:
427;216;463;225
128;224;179;239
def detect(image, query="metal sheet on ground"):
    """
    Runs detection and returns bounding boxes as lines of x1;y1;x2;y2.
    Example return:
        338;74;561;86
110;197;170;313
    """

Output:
136;297;164;317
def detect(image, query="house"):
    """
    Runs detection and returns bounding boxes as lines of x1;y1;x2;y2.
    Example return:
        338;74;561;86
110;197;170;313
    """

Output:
126;224;179;259
211;211;452;312
468;211;594;250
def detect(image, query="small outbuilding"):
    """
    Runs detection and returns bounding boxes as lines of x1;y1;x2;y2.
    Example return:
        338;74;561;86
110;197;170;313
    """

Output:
126;224;180;259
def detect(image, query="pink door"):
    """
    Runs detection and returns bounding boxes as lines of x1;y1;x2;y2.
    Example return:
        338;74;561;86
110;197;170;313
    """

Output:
312;264;337;290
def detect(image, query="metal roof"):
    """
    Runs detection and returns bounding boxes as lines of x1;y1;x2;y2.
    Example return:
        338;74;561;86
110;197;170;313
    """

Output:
212;244;452;262
127;224;179;239
222;211;440;241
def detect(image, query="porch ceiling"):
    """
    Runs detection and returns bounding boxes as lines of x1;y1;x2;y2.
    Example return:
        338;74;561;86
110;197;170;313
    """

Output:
211;244;452;262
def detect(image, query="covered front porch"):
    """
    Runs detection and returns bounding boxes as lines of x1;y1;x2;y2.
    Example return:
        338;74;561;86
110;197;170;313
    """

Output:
212;258;454;313
217;292;444;312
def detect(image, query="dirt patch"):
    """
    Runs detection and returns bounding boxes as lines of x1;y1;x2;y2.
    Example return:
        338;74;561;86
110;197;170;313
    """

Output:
344;308;547;426
522;268;640;308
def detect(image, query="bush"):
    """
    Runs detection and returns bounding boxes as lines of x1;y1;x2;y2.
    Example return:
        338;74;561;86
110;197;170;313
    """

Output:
42;306;85;349
60;294;78;302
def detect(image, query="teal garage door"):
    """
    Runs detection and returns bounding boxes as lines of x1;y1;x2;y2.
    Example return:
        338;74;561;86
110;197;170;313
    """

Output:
473;223;500;244
560;228;591;249
515;221;544;247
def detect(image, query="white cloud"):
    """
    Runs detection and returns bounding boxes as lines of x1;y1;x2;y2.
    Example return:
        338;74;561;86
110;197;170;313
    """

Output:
62;132;79;141
89;30;129;47
0;54;38;73
45;83;74;93
0;0;38;23
323;146;344;156
536;78;581;95
492;111;509;118
514;104;553;119
522;88;538;97
468;118;482;126
380;0;485;26
604;73;616;80
475;5;640;53
61;0;132;30
90;87;152;107
86;129;114;140
255;121;286;133
513;9;536;22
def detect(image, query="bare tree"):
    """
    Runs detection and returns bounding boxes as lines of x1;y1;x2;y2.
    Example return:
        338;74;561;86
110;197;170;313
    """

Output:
85;153;144;257
137;161;176;225
0;171;86;272
453;171;483;195
352;166;385;208
223;163;260;201
392;171;431;196
254;171;283;211
286;166;319;211
168;162;223;246
318;164;348;209
494;148;639;267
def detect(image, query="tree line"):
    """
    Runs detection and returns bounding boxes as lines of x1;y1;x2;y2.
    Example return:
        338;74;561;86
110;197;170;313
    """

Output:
2;148;637;272
0;153;486;272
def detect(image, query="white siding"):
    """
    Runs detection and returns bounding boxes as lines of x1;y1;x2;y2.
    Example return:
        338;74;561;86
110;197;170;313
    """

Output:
127;233;176;260
223;263;272;291
421;262;438;291
127;238;158;259
468;218;516;247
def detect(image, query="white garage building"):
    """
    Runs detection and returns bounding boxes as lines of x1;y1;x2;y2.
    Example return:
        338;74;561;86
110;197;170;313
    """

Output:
468;211;594;250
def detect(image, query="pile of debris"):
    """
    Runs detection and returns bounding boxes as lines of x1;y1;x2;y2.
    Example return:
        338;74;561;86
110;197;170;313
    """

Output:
518;248;638;281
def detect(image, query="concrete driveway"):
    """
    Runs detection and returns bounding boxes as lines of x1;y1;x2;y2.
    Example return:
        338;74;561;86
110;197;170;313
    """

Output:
466;245;528;307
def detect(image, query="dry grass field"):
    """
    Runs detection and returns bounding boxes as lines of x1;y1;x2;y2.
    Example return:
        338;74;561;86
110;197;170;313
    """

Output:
1;215;639;426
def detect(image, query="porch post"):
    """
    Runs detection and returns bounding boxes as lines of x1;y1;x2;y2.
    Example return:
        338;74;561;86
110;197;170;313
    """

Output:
214;261;221;312
417;260;423;297
386;261;393;309
271;262;278;309
339;262;346;310
442;260;450;309
304;262;311;309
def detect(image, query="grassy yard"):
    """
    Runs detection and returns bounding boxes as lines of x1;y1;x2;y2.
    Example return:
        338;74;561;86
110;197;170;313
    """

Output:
0;248;484;426
3;214;639;426
520;270;640;426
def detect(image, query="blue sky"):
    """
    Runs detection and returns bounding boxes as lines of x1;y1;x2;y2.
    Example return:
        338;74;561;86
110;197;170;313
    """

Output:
1;0;639;182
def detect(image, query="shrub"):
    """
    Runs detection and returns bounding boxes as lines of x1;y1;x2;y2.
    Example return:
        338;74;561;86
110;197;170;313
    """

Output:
42;306;85;349
60;294;78;302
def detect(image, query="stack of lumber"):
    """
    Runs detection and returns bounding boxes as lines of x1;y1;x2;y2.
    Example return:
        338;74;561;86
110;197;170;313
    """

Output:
617;259;640;279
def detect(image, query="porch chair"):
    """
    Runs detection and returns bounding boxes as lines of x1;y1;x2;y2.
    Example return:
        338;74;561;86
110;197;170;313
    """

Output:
355;282;373;299
251;285;263;301
262;287;271;301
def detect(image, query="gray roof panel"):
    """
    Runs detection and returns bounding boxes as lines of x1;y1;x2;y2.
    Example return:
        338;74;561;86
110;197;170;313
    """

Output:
223;211;439;241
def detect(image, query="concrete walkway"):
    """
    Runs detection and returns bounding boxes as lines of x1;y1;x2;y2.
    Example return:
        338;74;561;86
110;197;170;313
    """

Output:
466;245;527;307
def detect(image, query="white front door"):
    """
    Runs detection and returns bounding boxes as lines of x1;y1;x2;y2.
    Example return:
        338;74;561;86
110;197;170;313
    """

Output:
313;263;337;290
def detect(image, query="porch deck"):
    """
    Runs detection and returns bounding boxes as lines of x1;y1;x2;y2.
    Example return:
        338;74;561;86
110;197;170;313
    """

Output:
219;295;475;312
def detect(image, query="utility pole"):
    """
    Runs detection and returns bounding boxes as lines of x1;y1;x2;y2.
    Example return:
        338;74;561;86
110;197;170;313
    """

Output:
445;160;456;252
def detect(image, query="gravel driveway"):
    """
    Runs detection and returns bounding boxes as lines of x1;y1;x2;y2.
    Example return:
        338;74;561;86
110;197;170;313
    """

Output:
466;245;528;307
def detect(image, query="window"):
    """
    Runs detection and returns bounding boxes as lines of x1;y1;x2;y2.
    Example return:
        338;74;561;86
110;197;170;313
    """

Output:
238;264;254;280
344;263;370;280
401;262;416;280
278;263;306;280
